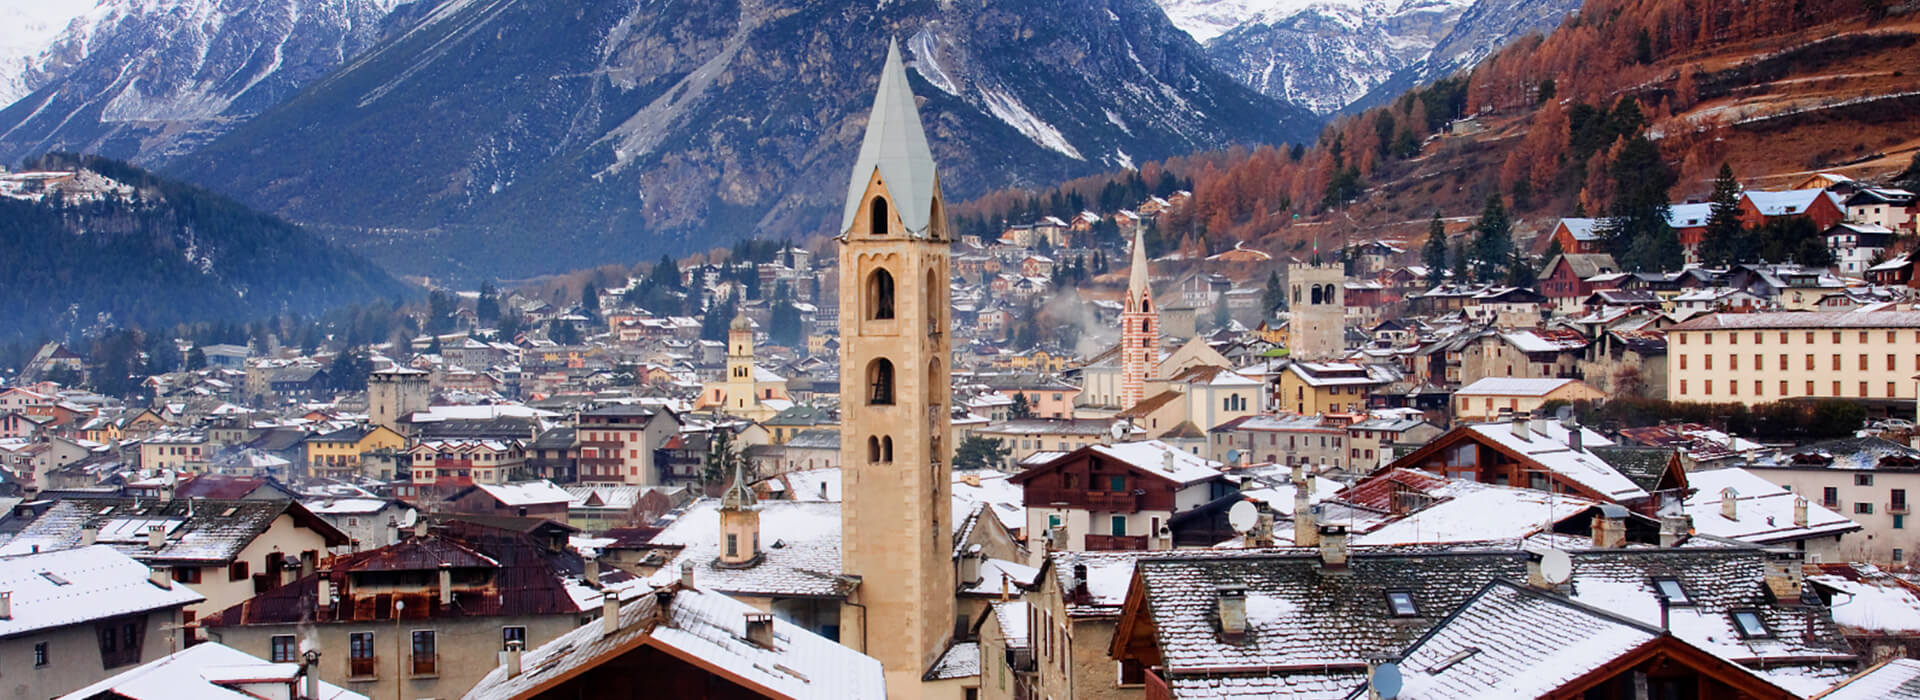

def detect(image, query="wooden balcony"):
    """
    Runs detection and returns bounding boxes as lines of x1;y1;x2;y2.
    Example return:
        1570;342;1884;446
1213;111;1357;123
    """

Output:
1085;534;1149;551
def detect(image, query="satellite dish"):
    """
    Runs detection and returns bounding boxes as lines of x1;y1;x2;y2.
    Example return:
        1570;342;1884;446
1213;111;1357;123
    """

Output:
1372;662;1403;698
1109;421;1128;441
1540;549;1573;585
1228;501;1259;533
397;509;420;528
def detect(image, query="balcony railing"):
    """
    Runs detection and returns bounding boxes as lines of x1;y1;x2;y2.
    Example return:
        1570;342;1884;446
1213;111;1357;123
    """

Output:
1085;534;1149;551
1085;490;1140;513
1892;501;1911;515
349;656;377;678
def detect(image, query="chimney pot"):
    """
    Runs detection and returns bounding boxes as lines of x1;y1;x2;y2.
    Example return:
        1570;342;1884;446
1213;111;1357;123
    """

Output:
300;650;320;700
81;526;97;546
146;524;165;551
585;557;601;590
1720;488;1739;520
601;592;620;637
1072;562;1090;601
1318;525;1349;568
504;640;525;679
679;560;695;589
1511;415;1530;441
1793;496;1809;528
149;566;171;590
744;612;775;648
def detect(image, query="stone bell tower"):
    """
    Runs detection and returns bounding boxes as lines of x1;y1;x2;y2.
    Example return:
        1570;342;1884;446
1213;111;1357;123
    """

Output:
1119;228;1159;411
837;39;956;696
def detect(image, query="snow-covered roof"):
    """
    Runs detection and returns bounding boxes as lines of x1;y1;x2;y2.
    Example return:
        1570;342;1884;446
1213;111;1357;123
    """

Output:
304;498;394;515
462;585;884;700
1454;377;1577;397
1744;188;1840;217
1353;480;1599;546
926;641;980;680
1088;440;1223;486
1462;422;1645;500
0;545;205;639
1818;658;1920;699
646;500;849;599
1395;581;1664;699
62;642;367;700
1682;468;1859;544
1810;570;1920;635
473;480;573;506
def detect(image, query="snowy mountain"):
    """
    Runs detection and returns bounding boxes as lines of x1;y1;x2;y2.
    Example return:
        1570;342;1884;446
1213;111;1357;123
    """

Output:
0;0;403;166
168;0;1319;281
1156;0;1571;114
0;0;96;106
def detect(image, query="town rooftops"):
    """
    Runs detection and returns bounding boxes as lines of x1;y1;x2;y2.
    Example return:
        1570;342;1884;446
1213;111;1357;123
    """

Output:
1669;310;1920;330
645;500;851;599
980;418;1132;436
462;582;884;700
0;498;348;563
0;545;205;639
1746;437;1920;471
1458;421;1650;501
1683;468;1860;545
1817;659;1920;700
461;481;574;507
62;641;368;700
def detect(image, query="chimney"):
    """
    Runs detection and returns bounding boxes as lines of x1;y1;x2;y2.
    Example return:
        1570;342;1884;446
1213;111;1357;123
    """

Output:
146;524;165;551
1000;572;1012;602
1511;415;1530;441
1720;488;1739;520
1793;496;1809;528
679;560;695;589
1161;451;1177;473
1566;422;1583;453
744;612;775;648
585;557;601;590
149;566;172;590
1318;525;1350;569
959;544;983;585
438;563;452;609
386;517;399;545
1592;504;1628;549
81;526;97;546
1656;593;1671;630
600;592;620;637
1072;562;1090;603
1764;550;1805;602
299;650;320;700
0;591;9;620
1531;415;1549;437
316;573;334;616
503;640;525;679
414;519;428;539
1216;585;1248;643
1295;485;1320;548
1659;515;1693;547
1253;511;1276;548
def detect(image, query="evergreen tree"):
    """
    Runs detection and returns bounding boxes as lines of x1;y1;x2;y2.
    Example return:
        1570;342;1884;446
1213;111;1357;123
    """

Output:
185;347;207;371
769;286;802;348
1261;271;1286;316
581;282;601;316
1470;194;1513;283
700;297;736;342
1699;163;1745;267
1449;240;1470;282
476;281;500;323
953;436;1011;470
1601;136;1681;271
1010;392;1034;419
1212;291;1231;330
1423;211;1448;287
426;291;457;333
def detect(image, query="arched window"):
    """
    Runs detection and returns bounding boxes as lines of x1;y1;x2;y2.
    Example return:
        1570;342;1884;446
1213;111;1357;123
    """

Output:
882;436;894;463
1310;286;1323;305
868;358;895;405
867;269;896;320
1142;298;1152;313
1140;319;1150;333
1292;286;1301;304
868;436;881;463
871;197;890;236
927;268;942;335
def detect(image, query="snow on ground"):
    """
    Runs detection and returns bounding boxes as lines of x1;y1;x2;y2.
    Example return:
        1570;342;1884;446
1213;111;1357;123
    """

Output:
0;0;96;106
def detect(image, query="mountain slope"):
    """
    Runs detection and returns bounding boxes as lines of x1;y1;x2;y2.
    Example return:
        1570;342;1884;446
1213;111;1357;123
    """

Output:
0;0;94;106
0;0;402;167
1200;0;1468;114
167;0;1319;281
0;153;411;342
1342;0;1579;113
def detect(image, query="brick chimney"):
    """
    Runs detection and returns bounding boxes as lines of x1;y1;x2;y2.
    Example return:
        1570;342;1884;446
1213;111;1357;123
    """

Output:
1591;504;1628;549
1764;550;1805;603
1318;525;1350;569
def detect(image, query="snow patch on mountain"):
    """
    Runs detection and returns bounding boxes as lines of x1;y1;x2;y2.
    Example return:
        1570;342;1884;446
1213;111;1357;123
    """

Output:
979;87;1084;161
1156;0;1367;42
0;0;97;106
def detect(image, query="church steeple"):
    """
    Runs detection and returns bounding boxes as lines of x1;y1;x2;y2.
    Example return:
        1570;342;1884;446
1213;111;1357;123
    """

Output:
837;39;956;697
716;463;761;568
1120;228;1158;410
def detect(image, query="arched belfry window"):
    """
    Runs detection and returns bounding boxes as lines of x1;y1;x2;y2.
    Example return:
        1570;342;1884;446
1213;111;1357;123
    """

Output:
868;269;896;320
871;197;890;236
868;436;881;463
868;358;895;405
882;436;894;463
927;268;941;334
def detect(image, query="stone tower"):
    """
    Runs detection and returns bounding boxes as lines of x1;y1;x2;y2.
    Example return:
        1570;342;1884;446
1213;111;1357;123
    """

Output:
837;40;956;695
726;313;756;412
1288;262;1347;361
367;367;429;433
1119;228;1159;410
716;464;761;567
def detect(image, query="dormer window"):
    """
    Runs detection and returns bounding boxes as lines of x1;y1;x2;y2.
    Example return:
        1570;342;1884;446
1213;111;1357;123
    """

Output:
1731;610;1770;638
1385;591;1418;617
1652;577;1691;605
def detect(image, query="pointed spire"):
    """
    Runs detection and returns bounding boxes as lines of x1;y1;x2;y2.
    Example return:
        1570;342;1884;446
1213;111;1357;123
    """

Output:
841;39;940;236
721;462;756;510
1128;227;1151;299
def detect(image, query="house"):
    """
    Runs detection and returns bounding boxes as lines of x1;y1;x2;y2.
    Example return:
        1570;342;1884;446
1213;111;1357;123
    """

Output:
305;497;418;550
408;439;528;486
1740;188;1848;231
1844;187;1917;233
1384;418;1688;515
1461;329;1590;385
1805;565;1920;663
61;641;368;700
0;546;205;699
305;425;406;480
1542;217;1607;254
1010;441;1233;564
0;497;350;620
1682;467;1859;562
1826;222;1897;275
197;517;642;700
971;419;1137;463
1208;414;1352;471
1664;311;1920;408
443;480;573;520
575;404;680;485
1539;253;1621;311
1738;437;1920;567
1277;362;1393;415
1452;376;1605;420
457;579;884;700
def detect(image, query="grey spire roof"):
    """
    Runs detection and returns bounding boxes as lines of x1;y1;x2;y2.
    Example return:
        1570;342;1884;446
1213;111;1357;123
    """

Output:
840;39;940;237
1128;227;1151;298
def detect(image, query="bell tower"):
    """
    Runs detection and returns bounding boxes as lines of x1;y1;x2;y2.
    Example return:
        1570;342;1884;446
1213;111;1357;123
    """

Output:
1119;228;1158;410
726;313;756;411
837;40;955;695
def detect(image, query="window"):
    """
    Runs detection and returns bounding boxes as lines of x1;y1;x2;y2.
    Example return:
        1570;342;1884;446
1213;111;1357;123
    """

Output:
1047;514;1063;529
229;561;250;581
1857;503;1875;515
1832;354;1842;370
1111;516;1126;536
1652;577;1690;605
1823;487;1839;507
34;641;48;667
349;632;375;677
1730;610;1770;638
726;534;739;558
410;631;437;676
1385;591;1419;617
1118;659;1147;686
1861;354;1870;371
867;358;895;405
1805;354;1815;370
172;567;202;584
1898;548;1908;562
870;196;890;235
1704;355;1712;370
1857;474;1874;486
502;627;526;651
867;269;896;319
1110;476;1125;492
271;635;298;663
1896;515;1906;530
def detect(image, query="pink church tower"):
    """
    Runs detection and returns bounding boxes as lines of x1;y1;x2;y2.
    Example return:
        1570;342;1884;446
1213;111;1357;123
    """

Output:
1119;228;1159;410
